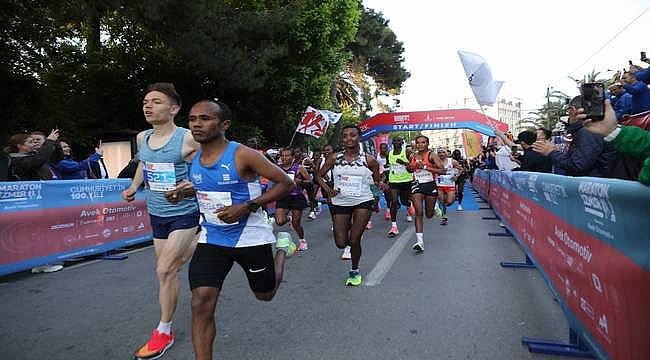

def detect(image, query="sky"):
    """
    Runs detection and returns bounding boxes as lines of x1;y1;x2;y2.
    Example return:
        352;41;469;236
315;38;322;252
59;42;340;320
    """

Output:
362;0;650;114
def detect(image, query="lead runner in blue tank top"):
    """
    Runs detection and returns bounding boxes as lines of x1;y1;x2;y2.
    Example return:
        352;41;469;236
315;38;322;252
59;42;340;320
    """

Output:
316;125;386;287
168;99;295;359
121;83;201;360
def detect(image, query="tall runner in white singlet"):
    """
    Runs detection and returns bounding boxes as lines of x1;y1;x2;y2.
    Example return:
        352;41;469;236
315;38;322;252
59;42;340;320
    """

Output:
316;125;385;286
122;83;201;360
407;136;445;252
435;147;463;226
166;99;295;360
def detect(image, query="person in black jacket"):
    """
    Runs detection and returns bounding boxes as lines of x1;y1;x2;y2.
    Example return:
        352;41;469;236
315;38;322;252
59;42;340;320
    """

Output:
5;130;60;180
513;130;553;173
532;103;616;177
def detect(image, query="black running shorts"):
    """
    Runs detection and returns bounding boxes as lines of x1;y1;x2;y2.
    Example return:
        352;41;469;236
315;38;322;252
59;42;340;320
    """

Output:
189;243;276;293
411;181;438;196
329;200;374;215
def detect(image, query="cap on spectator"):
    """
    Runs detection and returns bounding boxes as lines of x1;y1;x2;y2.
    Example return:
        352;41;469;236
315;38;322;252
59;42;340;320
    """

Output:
514;130;537;146
266;148;279;157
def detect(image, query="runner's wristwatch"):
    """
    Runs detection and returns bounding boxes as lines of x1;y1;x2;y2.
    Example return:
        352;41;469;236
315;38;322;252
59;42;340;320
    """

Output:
246;200;260;212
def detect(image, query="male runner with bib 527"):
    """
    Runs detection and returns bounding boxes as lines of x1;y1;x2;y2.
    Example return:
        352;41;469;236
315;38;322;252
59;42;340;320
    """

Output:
166;99;295;360
122;83;201;360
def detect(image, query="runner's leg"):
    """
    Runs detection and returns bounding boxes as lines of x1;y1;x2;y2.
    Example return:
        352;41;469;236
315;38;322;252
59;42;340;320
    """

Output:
349;208;371;270
425;194;437;218
290;209;305;240
191;287;219;360
333;212;352;249
412;193;424;234
275;208;289;226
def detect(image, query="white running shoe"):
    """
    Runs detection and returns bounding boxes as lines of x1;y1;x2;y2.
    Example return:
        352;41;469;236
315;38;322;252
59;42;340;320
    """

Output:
31;264;63;273
411;240;424;252
308;211;317;220
457;205;464;211
341;246;352;260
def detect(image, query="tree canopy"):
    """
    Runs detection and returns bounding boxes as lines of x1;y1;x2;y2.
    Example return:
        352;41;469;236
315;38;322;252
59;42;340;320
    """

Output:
2;0;409;151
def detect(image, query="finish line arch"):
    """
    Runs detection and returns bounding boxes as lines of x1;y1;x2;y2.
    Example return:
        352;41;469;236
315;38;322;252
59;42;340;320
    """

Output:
358;109;509;141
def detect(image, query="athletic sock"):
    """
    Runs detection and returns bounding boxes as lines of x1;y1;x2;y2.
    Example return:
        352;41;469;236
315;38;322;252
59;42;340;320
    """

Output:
391;222;397;228
416;233;423;243
351;267;359;273
157;321;172;335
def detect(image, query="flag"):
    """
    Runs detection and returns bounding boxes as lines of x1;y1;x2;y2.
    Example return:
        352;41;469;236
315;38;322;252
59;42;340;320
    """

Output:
457;50;504;106
295;106;342;138
462;130;483;158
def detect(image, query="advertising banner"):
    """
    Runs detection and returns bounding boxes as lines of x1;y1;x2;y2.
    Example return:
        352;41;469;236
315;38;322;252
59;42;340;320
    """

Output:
358;109;509;141
474;170;650;360
0;179;152;275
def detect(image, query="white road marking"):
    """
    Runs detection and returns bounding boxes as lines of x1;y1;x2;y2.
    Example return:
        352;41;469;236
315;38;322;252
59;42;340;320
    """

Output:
364;227;415;286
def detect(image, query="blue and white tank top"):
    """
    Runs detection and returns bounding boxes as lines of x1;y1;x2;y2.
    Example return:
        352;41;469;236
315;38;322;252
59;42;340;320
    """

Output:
190;141;274;248
331;151;374;206
140;127;198;217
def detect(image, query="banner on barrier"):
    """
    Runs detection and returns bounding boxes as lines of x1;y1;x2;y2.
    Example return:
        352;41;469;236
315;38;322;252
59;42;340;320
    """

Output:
474;170;650;360
0;180;152;275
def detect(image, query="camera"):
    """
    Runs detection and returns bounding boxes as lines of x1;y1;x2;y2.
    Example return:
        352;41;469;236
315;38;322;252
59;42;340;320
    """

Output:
580;83;605;121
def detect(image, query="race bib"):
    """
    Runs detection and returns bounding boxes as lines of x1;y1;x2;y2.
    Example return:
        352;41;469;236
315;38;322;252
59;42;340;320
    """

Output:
144;162;176;191
436;175;455;187
338;174;363;196
391;163;407;175
197;191;238;225
414;170;434;183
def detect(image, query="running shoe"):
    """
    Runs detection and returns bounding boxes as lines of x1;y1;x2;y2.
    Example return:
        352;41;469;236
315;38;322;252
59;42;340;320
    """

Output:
307;211;317;220
457;205;464;211
31;264;64;273
341;245;351;260
385;210;391;220
440;217;448;226
276;235;297;257
298;240;308;251
411;241;424;252
387;224;399;238
345;271;362;286
366;220;373;230
134;329;174;360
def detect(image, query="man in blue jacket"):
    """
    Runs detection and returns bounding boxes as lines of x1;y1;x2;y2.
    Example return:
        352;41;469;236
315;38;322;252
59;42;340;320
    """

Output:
532;103;616;177
622;71;650;115
608;83;632;121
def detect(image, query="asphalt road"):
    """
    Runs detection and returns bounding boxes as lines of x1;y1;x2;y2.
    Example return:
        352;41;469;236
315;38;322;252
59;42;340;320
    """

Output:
0;191;567;360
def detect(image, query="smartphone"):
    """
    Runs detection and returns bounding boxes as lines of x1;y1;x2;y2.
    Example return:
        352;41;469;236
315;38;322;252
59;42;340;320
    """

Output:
580;83;605;121
628;60;634;66
642;52;647;61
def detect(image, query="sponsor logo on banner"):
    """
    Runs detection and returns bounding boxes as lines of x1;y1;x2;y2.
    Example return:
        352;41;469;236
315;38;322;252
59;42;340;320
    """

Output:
393;114;410;123
69;183;125;202
542;182;568;205
578;182;615;222
0;183;43;209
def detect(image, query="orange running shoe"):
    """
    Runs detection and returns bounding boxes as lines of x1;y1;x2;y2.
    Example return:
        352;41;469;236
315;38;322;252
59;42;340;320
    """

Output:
134;329;174;360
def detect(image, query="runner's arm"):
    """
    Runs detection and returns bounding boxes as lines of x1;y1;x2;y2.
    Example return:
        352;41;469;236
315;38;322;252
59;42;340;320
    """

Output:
182;131;200;162
297;166;312;184
244;148;294;206
316;153;338;197
122;132;145;202
428;152;445;172
366;155;387;190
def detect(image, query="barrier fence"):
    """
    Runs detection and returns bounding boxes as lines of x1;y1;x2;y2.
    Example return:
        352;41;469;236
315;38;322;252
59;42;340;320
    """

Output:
0;179;152;276
472;170;650;360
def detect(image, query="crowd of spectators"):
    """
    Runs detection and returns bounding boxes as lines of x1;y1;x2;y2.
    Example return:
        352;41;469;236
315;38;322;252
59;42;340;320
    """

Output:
471;56;650;187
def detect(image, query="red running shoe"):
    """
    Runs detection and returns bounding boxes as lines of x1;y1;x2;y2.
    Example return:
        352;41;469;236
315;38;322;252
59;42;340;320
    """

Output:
134;329;174;360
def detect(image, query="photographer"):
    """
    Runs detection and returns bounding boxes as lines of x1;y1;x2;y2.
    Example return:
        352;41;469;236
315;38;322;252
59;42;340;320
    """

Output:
582;99;650;186
532;97;615;177
54;139;103;179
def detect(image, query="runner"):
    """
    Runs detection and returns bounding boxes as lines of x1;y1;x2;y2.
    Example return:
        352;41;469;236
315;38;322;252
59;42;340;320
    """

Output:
302;150;319;220
275;148;311;251
435;147;463;225
169;99;295;360
407;136;444;252
316;125;384;286
387;137;414;237
122;83;201;360
377;142;392;221
451;149;470;211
